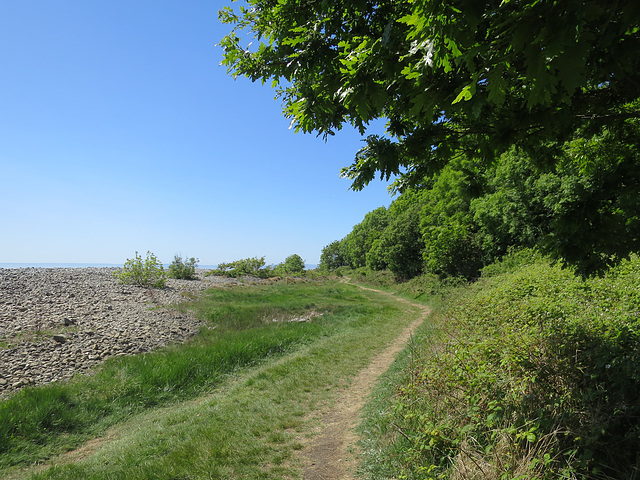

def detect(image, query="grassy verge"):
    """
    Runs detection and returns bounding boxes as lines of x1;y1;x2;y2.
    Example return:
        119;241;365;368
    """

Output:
358;315;443;480
336;267;465;310
358;252;640;479
2;280;421;479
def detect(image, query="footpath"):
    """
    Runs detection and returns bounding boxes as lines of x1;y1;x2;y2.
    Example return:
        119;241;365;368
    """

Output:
302;283;430;480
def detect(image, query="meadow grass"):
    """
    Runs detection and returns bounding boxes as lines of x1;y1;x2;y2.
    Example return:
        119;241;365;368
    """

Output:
1;280;421;479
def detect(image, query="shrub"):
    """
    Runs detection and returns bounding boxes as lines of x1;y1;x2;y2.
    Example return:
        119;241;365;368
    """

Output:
385;255;640;478
276;254;306;275
207;256;271;278
319;240;347;271
168;255;199;280
116;251;166;288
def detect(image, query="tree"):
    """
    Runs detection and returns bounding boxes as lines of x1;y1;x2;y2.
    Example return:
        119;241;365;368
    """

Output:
319;240;347;271
220;0;640;273
473;127;640;275
365;189;427;278
220;0;640;190
211;256;269;278
168;255;199;280
278;254;306;274
340;207;389;268
373;204;425;279
420;159;487;278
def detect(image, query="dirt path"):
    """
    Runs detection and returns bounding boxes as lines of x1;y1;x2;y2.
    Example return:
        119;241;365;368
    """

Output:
302;284;430;480
5;282;429;480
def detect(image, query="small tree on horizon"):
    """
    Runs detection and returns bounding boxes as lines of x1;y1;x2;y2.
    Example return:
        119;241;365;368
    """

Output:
319;241;347;271
278;254;306;275
116;251;166;288
168;255;199;280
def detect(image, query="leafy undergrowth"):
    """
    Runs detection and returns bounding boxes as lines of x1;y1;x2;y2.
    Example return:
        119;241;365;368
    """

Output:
0;281;382;471
360;252;640;479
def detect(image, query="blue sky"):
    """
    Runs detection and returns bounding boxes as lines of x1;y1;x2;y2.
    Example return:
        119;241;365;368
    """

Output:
0;1;393;266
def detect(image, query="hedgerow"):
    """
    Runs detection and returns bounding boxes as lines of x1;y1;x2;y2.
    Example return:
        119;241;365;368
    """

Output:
381;253;640;479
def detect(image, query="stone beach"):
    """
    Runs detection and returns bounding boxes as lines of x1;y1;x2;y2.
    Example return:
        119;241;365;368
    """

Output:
0;267;240;397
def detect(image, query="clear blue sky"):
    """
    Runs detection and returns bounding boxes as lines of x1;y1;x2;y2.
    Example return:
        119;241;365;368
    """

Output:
0;1;393;266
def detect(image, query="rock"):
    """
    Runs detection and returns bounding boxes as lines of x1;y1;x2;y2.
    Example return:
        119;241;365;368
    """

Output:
0;267;236;398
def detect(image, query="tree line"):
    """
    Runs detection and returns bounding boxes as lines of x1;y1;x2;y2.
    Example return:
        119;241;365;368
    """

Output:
320;120;640;279
220;0;640;278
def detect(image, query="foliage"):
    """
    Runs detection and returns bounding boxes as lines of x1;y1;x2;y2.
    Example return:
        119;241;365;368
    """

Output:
219;0;640;190
419;158;487;278
365;190;425;278
473;125;640;275
207;256;271;278
221;0;640;274
331;156;489;280
367;253;640;479
329;118;640;277
168;255;199;280
341;207;389;268
318;240;347;271
369;204;424;279
479;247;545;278
115;251;166;288
275;254;306;275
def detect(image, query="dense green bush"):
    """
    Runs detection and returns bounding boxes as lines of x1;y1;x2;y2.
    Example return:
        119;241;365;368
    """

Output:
207;256;271;278
116;251;166;288
168;255;199;280
275;254;306;275
319;240;347;271
368;194;426;279
341;207;389;269
381;253;640;479
325;122;640;280
472;133;640;276
420;158;488;279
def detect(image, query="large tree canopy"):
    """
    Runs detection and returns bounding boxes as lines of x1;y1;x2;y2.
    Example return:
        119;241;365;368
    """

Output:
220;0;640;189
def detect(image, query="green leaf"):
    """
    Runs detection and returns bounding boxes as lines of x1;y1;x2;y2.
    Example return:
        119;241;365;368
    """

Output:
401;65;421;80
453;85;474;104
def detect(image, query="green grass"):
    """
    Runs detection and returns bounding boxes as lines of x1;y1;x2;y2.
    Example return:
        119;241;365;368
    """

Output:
337;267;462;310
1;280;422;479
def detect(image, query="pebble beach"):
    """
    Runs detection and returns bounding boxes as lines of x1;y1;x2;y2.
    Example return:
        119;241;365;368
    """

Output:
0;267;240;398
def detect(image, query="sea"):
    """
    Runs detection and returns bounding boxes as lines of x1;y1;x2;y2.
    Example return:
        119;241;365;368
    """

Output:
0;263;220;269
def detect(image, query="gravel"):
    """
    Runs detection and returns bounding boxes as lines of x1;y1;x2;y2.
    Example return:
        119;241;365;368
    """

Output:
0;267;241;397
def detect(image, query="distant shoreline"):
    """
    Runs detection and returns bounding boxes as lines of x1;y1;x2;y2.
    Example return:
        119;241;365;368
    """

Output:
0;263;123;269
0;263;317;270
0;263;220;269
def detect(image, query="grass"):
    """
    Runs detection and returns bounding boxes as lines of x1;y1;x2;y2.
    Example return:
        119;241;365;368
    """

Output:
1;280;422;479
337;267;464;312
357;314;445;480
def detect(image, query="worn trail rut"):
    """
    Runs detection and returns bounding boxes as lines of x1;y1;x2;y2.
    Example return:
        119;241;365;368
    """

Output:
5;281;429;480
302;284;430;480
